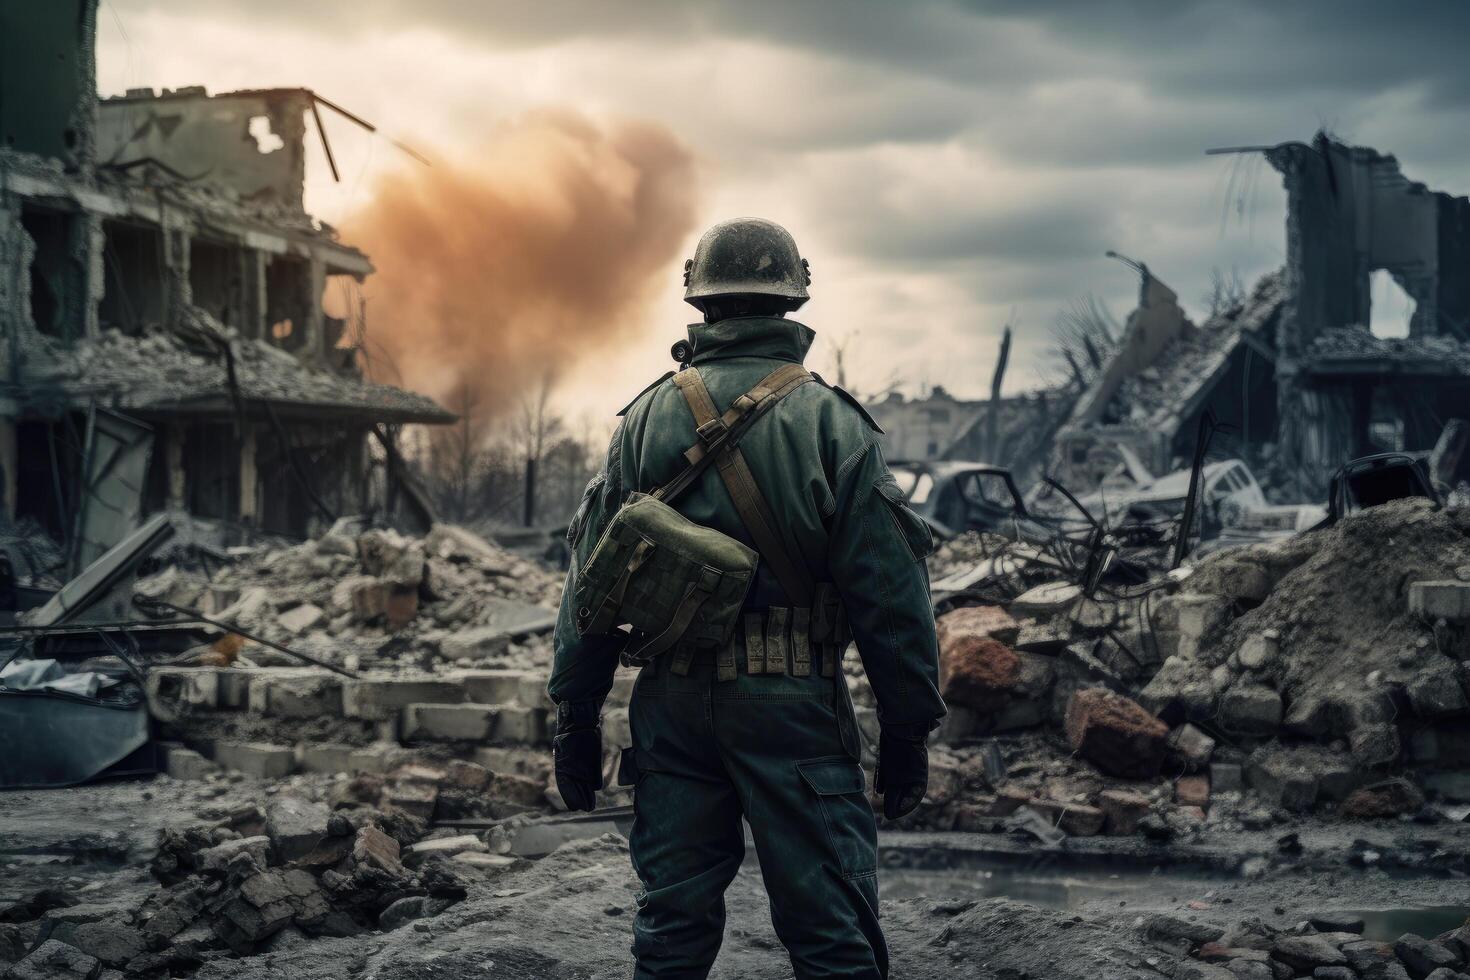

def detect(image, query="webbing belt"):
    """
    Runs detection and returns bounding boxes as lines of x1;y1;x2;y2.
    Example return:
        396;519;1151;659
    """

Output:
669;364;815;609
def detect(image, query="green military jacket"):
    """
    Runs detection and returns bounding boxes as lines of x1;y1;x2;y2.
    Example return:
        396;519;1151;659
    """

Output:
549;316;947;730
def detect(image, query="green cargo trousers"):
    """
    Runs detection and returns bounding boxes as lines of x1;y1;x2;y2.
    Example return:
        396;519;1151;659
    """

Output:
627;653;887;979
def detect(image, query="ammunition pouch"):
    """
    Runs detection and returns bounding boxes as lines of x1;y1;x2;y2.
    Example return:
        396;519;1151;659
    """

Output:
571;362;816;670
574;493;756;667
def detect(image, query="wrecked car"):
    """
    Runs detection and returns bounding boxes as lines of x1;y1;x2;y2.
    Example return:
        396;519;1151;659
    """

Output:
1323;451;1442;525
889;461;1064;541
1073;458;1266;540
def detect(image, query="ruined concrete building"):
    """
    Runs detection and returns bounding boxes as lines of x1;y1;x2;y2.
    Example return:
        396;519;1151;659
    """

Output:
1053;132;1470;497
1;2;451;573
867;386;1075;486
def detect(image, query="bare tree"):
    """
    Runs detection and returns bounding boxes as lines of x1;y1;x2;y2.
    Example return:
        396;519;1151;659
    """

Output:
1046;294;1120;389
1201;266;1246;318
515;372;563;526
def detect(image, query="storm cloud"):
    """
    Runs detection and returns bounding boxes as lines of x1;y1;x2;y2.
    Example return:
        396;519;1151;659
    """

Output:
96;0;1470;409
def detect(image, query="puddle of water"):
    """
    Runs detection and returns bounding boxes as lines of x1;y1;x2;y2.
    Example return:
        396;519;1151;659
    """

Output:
1346;907;1470;943
879;863;1224;911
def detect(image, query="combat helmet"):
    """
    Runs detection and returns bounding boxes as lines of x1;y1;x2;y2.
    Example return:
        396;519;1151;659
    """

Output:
683;218;810;310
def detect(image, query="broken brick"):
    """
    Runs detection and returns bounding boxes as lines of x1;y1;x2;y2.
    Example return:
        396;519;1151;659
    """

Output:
1064;688;1168;779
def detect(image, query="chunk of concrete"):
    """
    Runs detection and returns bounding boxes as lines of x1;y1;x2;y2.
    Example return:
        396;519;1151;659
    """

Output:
1406;665;1469;718
212;741;296;778
198;836;271;874
351;825;403;874
402;703;497;742
1168;722;1216;771
265;797;331;864
4;939;102;979
247;669;343;719
342;677;465;721
1218;683;1283;735
145;667;221;723
1409;581;1470;621
1097;789;1152;836
1236;631;1279;671
276;603;326;635
455;669;530;704
163;745;219;781
1009;582;1081;617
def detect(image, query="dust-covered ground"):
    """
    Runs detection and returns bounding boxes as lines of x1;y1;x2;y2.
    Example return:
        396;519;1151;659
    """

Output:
6;776;1469;980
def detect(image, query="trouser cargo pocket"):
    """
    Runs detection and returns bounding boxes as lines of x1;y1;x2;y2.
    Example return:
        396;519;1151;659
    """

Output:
796;758;877;880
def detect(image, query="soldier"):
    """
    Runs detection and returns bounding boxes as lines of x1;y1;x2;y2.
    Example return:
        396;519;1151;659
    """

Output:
548;218;946;979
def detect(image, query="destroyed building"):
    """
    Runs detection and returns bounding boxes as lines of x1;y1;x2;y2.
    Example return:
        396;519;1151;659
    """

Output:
1052;133;1470;498
1;2;452;579
866;385;1074;486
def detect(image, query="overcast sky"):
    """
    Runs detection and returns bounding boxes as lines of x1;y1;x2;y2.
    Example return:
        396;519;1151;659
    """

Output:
96;0;1470;419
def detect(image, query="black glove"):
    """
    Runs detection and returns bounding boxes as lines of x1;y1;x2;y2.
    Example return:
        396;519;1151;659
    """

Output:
874;726;929;820
552;701;604;812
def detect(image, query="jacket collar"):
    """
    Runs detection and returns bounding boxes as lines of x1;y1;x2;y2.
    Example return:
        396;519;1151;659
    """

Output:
686;316;815;365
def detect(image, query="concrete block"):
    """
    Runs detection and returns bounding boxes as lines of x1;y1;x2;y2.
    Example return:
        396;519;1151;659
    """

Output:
296;742;357;774
218;670;252;710
515;673;554;711
349;743;405;774
145;668;220;722
473;746;546;776
491;704;547;744
248;669;343;719
342;678;465;721
402;703;497;742
438;626;512;661
1409;580;1470;621
1218;683;1282;735
162;744;219;781
277;603;326;635
455;669;527;705
212;741;296;778
1209;762;1243;794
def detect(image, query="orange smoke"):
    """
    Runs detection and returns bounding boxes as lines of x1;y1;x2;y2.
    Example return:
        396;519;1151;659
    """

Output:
342;109;699;419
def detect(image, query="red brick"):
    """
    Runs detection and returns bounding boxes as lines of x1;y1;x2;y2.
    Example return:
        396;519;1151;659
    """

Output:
936;605;1020;649
1064;689;1168;779
940;635;1021;710
1175;774;1211;809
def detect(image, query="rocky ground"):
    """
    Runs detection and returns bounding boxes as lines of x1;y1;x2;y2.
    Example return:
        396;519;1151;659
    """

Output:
6;501;1470;977
4;773;1470;979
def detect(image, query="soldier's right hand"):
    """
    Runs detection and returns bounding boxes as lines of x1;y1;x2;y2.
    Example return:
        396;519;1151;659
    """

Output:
875;728;929;820
552;702;604;812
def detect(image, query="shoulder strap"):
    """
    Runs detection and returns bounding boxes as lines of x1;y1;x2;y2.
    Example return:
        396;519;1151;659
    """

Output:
662;364;814;606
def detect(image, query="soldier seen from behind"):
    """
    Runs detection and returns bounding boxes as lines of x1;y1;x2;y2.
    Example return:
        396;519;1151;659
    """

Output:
548;217;946;980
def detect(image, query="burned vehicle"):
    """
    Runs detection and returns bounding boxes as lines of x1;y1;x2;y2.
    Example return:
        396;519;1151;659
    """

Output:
889;461;1063;541
1323;451;1441;525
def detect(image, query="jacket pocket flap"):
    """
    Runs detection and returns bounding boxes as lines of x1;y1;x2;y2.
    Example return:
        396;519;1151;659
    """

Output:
796;759;866;796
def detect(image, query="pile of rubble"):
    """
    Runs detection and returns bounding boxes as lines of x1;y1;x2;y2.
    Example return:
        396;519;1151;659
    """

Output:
136;521;562;674
0;761;540;977
1155;908;1470;980
892;497;1470;837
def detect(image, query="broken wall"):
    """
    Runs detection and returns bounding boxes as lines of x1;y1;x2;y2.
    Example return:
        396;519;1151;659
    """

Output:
0;0;98;169
1269;135;1470;490
96;88;310;210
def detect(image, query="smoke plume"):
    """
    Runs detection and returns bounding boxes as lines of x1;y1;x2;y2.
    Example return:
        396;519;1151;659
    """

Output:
342;109;699;421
